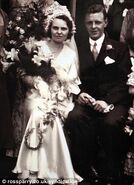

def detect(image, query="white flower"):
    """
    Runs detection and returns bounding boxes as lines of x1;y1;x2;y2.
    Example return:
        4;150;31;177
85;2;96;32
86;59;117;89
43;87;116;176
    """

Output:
124;125;133;136
131;65;134;72
106;44;113;50
27;23;32;27
122;8;128;17
128;107;134;120
4;48;18;61
16;16;21;21
127;72;134;86
35;42;54;62
15;26;20;31
32;54;42;66
8;21;13;29
33;17;38;22
19;35;24;39
24;37;36;53
19;28;25;34
6;30;10;36
9;40;16;45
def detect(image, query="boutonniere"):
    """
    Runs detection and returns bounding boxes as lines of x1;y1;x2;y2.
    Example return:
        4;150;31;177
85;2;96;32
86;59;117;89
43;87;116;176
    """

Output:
106;44;114;51
122;8;128;17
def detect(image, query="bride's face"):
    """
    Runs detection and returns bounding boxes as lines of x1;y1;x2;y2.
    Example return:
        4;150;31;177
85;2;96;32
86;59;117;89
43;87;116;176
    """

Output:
51;18;69;43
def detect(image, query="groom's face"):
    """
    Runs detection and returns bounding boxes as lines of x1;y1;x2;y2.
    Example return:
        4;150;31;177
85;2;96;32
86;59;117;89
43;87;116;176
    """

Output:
85;11;107;40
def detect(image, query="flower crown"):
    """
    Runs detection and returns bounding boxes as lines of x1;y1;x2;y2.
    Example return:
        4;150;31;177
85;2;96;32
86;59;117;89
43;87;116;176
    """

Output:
44;4;76;34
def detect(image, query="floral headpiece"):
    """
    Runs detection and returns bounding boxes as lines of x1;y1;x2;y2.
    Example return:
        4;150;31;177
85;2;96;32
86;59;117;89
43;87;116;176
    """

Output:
45;4;76;34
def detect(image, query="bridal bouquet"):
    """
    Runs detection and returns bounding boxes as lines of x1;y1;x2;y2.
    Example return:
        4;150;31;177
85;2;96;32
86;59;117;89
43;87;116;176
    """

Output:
4;2;45;51
2;0;57;83
2;1;47;72
2;37;56;86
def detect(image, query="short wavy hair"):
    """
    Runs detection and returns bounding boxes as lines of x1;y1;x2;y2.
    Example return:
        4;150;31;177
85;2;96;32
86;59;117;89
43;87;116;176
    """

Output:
46;15;73;40
85;4;107;20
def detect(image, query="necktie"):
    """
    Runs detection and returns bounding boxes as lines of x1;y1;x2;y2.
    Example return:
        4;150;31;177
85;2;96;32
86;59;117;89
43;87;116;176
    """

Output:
92;42;98;61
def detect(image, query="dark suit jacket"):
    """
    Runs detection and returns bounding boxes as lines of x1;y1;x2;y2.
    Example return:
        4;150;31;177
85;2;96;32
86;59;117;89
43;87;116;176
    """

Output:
77;35;132;106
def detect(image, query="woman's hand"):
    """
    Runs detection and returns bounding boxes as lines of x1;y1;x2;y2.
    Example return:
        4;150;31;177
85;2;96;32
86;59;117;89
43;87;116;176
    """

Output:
77;92;95;106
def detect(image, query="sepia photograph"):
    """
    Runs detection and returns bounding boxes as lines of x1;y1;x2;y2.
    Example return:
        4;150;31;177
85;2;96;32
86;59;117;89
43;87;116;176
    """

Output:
0;0;134;185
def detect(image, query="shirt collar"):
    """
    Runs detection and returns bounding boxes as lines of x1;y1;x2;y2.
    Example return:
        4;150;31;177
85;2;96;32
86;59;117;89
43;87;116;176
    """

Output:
103;0;114;6
89;34;105;46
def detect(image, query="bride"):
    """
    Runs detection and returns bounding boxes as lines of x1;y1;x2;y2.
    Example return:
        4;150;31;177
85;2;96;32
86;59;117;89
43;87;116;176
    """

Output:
4;4;82;184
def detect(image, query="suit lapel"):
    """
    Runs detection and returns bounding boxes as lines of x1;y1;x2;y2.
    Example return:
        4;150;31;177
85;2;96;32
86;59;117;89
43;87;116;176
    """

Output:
96;40;107;64
95;36;112;65
80;36;113;68
83;38;95;66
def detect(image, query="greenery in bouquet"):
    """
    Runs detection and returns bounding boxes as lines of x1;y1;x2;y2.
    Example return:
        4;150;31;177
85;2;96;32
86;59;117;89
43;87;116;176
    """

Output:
2;1;57;84
4;2;46;52
18;43;56;84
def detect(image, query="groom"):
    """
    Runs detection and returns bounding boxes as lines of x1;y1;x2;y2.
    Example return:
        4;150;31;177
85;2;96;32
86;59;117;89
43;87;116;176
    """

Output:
65;4;132;185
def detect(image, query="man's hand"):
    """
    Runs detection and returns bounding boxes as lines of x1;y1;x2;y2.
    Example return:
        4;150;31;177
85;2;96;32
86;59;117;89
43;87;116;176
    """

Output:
77;94;113;113
77;92;95;106
93;100;108;113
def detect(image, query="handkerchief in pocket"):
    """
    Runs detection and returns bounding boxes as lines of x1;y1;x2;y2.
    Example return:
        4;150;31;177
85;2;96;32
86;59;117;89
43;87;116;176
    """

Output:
104;56;115;65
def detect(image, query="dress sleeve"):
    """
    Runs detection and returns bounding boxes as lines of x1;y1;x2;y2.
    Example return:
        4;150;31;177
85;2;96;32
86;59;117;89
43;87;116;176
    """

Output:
66;53;81;95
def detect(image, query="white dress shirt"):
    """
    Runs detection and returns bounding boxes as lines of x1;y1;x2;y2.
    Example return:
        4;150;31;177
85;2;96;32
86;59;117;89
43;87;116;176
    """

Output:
89;34;105;54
